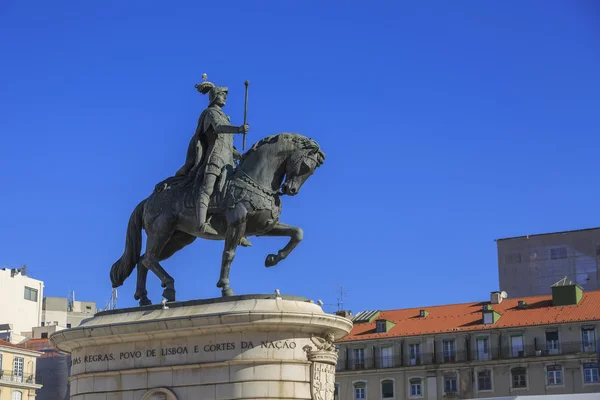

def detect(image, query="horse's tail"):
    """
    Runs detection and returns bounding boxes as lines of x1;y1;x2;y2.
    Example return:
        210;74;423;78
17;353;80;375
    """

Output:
110;199;146;288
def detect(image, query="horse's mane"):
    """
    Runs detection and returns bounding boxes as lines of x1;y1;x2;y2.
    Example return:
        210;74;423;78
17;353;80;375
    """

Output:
240;132;325;166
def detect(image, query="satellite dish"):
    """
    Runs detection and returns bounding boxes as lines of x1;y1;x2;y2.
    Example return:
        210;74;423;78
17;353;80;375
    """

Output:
501;291;508;299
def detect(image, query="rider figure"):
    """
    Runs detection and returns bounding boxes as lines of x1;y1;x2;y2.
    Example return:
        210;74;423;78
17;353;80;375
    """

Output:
188;75;249;236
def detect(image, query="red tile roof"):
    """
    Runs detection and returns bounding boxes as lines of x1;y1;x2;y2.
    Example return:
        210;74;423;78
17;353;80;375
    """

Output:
0;339;36;351
20;338;64;358
339;290;600;342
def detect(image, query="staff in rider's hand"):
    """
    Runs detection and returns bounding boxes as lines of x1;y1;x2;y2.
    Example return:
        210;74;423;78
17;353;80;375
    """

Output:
243;80;249;150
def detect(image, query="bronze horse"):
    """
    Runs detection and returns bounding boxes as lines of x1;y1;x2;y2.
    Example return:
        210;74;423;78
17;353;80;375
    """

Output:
110;133;325;305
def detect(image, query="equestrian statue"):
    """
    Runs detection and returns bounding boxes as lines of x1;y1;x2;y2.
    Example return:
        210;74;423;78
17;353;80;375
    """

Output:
109;75;325;305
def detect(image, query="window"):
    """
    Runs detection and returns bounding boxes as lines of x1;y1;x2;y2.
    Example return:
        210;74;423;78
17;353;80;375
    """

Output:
380;346;393;368
381;379;394;398
476;337;490;360
584;362;599;384
582;327;596;351
41;322;45;327
444;372;458;393
353;348;365;370
11;391;22;400
24;286;38;302
334;383;339;400
0;354;2;369
376;320;387;333
409;343;420;366
550;247;567;259
477;369;492;391
443;340;456;362
511;367;527;388
67;323;72;329
547;365;563;386
86;305;91;310
409;378;422;397
12;357;24;383
546;330;559;354
483;312;493;324
511;335;524;357
354;382;366;400
41;332;48;339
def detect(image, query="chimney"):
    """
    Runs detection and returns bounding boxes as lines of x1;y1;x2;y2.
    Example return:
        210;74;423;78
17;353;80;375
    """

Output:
490;291;508;304
490;291;502;304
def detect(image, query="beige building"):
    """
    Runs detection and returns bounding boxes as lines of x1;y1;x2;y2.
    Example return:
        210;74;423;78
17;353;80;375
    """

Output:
0;339;42;399
0;268;44;344
41;296;96;329
497;227;600;298
335;279;600;399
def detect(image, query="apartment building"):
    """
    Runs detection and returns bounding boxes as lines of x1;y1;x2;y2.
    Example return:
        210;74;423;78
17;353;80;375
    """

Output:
335;278;600;400
0;339;42;400
497;227;600;298
41;296;96;329
0;268;44;343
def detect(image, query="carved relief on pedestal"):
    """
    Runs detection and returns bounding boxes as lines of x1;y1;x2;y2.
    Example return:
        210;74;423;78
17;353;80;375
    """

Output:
141;387;178;400
303;333;339;400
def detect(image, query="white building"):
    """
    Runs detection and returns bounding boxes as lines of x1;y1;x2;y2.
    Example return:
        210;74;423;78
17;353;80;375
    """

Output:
0;267;44;343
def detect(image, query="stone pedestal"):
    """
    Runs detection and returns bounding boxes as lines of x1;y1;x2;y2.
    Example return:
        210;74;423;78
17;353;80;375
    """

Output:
50;294;352;400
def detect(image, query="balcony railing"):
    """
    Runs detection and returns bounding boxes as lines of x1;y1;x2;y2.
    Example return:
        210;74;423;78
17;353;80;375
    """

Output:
0;370;42;385
336;341;597;372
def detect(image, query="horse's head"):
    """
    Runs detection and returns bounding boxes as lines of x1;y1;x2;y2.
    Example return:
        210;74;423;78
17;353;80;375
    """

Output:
281;137;325;196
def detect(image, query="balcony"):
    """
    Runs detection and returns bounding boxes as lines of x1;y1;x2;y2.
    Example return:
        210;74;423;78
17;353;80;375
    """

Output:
336;341;597;372
0;370;42;386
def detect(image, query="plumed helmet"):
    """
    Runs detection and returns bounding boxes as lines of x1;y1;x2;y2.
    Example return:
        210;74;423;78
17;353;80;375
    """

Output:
195;73;228;103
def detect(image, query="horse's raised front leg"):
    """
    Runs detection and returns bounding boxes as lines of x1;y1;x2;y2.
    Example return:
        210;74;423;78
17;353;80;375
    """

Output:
259;222;303;267
217;219;247;297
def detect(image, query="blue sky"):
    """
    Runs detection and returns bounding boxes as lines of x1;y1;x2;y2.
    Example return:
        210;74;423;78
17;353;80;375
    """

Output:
1;1;599;313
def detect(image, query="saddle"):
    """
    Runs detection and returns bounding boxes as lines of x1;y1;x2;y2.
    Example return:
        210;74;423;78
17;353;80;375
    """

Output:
154;165;232;211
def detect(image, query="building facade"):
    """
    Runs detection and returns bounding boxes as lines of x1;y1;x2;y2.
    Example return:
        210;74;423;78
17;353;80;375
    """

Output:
497;227;600;298
0;268;44;344
21;339;70;400
0;339;42;400
335;281;600;400
41;296;96;329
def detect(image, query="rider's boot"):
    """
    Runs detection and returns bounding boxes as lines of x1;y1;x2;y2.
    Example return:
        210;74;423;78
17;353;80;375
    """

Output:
197;192;219;236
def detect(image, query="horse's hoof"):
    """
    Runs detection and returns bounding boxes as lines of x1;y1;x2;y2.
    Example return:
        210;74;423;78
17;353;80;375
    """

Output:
222;287;235;297
162;288;176;302
265;254;278;268
134;292;146;301
240;237;252;247
139;298;152;307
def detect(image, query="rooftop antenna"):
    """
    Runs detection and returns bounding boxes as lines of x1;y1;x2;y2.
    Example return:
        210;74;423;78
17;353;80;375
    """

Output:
337;285;348;311
111;288;118;310
110;288;119;310
67;287;74;311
